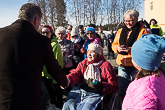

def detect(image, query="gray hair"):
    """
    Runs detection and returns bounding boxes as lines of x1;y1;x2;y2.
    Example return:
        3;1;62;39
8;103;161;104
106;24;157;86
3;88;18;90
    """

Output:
124;9;139;20
55;26;66;35
18;3;42;21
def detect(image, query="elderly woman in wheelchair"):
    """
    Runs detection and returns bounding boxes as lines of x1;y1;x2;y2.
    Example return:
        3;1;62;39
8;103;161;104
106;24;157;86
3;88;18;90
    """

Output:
62;43;119;110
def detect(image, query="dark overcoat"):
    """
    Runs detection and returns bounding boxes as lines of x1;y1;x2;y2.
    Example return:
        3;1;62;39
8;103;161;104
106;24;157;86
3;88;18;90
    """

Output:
0;19;68;110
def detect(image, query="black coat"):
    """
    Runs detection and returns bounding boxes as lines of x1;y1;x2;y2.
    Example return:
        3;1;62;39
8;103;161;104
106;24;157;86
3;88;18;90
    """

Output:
0;19;67;110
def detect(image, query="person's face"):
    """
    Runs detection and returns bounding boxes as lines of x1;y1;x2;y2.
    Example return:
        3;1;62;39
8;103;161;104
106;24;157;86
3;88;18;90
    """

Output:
124;15;137;29
34;16;41;30
86;31;95;39
132;59;141;70
110;30;113;34
98;28;102;32
41;27;52;39
87;50;97;62
79;28;82;32
56;30;66;40
151;20;156;25
67;26;72;33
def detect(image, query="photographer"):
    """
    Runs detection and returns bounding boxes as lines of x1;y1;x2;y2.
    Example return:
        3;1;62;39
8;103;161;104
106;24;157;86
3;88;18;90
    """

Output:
112;9;148;99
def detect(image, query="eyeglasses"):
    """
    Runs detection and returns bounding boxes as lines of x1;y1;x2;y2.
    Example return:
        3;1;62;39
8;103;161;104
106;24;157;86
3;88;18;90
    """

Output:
87;32;94;35
124;19;134;23
42;31;50;34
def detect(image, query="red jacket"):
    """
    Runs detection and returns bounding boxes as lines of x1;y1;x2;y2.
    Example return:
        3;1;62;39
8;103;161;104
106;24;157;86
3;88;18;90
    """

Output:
67;56;119;94
66;33;71;40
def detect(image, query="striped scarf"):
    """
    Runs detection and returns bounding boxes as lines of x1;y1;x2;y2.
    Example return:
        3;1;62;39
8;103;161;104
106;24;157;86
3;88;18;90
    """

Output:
84;60;103;82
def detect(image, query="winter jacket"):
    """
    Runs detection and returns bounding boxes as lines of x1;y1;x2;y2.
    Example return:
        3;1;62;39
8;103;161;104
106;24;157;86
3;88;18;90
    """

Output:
122;72;165;110
66;32;71;40
51;37;63;68
0;19;67;110
66;56;119;94
106;33;115;46
98;31;106;47
70;36;84;66
42;37;63;84
58;38;74;68
112;27;148;67
150;24;163;36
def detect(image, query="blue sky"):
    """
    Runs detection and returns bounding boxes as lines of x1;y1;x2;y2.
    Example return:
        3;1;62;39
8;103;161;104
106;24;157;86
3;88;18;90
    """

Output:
0;0;28;28
0;0;144;28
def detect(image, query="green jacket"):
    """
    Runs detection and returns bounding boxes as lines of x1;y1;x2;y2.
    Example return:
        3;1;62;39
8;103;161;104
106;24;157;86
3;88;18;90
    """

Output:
150;24;163;36
42;37;63;84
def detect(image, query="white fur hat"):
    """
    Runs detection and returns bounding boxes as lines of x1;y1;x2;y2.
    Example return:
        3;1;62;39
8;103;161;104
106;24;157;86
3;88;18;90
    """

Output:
87;43;103;55
71;28;79;36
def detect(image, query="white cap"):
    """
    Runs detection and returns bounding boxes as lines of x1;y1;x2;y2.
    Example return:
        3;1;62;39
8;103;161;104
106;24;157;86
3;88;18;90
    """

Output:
88;43;103;55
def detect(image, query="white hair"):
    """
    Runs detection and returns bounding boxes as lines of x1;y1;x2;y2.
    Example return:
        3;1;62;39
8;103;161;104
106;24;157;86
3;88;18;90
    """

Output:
124;9;139;20
55;26;66;35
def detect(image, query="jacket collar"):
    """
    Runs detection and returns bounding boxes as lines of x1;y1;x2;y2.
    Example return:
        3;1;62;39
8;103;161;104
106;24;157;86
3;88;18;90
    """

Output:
12;19;35;30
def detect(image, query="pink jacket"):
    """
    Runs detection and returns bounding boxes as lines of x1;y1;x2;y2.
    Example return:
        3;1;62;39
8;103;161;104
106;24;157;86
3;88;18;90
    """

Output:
122;72;165;110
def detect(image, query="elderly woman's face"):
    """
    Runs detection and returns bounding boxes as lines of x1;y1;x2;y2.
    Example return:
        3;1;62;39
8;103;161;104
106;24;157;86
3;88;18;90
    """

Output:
124;15;137;29
56;30;66;40
87;50;97;62
87;31;95;39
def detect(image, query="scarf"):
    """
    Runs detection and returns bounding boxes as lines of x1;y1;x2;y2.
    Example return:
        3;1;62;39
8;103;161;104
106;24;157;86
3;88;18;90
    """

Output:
84;60;103;82
119;22;140;47
70;36;82;43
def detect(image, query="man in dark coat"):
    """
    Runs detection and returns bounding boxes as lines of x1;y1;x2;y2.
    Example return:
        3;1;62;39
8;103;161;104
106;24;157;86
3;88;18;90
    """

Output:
0;3;68;110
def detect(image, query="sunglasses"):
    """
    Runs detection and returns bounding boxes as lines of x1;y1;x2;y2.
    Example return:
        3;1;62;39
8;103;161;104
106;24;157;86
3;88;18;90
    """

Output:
87;32;94;35
42;31;50;34
72;35;78;38
57;33;65;35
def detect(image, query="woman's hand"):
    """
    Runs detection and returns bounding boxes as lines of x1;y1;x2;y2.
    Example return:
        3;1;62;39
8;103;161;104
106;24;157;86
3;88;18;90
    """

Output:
117;45;130;55
117;45;127;52
80;48;85;54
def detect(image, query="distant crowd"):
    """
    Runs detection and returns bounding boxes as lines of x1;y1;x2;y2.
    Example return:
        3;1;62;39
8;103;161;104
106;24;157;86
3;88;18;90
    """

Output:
0;3;164;110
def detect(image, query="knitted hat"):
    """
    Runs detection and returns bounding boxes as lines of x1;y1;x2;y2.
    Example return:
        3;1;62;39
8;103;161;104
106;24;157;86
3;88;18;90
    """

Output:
41;24;53;33
132;34;165;70
71;28;79;36
86;27;96;34
88;43;103;55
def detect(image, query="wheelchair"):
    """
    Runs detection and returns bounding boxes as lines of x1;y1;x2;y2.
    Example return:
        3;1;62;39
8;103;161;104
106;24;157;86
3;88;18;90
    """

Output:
97;91;123;110
62;82;122;110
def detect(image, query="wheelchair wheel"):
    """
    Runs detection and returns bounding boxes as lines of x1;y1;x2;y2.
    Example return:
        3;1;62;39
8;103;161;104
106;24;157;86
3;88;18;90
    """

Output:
108;91;123;110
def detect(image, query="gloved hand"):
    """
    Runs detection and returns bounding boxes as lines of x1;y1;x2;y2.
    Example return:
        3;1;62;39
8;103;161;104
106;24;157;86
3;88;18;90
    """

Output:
86;78;104;92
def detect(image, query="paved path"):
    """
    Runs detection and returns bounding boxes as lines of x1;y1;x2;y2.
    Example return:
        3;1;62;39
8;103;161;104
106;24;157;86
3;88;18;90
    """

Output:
103;46;117;67
103;46;118;74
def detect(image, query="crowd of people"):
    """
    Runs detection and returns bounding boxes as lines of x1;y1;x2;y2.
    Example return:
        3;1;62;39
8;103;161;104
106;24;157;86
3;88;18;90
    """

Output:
0;3;165;110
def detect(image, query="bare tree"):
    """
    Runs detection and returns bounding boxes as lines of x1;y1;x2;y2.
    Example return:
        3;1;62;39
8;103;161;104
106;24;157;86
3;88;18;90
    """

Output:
29;0;143;30
55;0;67;27
28;0;67;30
